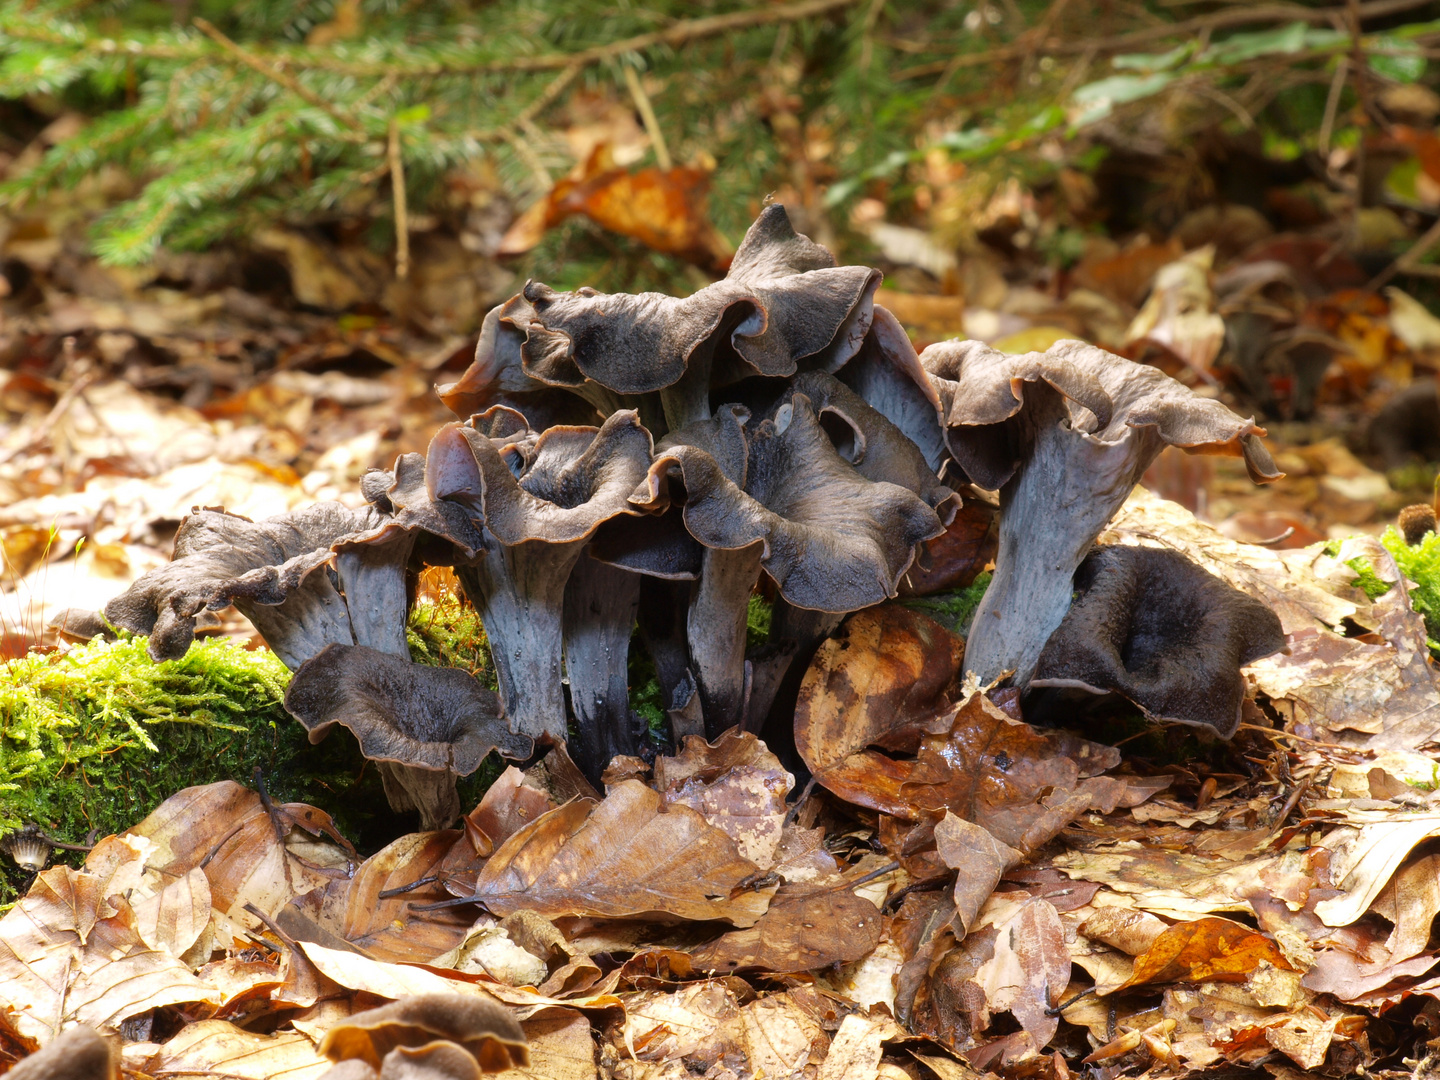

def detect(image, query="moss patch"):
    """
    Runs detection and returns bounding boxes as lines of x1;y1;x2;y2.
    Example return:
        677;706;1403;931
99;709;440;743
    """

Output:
900;572;993;637
1383;525;1440;658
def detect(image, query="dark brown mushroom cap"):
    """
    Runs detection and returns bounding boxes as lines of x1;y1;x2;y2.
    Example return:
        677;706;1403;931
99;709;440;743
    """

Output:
353;450;487;563
631;394;944;612
284;644;532;765
104;502;378;664
433;410;655;547
9;1024;115;1080
923;338;1282;489
784;369;960;523
1029;545;1286;738
318;993;528;1073
921;338;1113;490
436;298;612;425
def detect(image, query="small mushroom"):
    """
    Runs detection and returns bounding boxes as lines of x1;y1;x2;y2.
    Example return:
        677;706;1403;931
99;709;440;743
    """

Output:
9;1024;115;1080
442;205;880;434
1400;502;1437;546
1028;545;1286;738
318;993;528;1074
285;645;533;829
104;503;373;666
1;825;51;872
619;393;944;736
427;410;654;741
923;337;1281;687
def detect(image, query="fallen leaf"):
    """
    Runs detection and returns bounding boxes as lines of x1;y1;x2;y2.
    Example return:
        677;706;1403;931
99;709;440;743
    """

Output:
690;876;882;973
134;1019;331;1080
1113;917;1295;991
656;731;792;870
933;813;1021;934
470;780;772;925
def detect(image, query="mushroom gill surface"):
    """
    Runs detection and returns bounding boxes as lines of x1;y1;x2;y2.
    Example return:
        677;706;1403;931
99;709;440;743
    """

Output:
924;337;1281;688
1029;545;1286;738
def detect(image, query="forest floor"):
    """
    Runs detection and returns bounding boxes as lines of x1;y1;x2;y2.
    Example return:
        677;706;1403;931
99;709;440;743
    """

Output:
5;79;1440;1080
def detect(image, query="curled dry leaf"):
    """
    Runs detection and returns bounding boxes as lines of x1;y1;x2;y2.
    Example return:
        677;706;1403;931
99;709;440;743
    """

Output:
126;781;354;947
469;780;773;925
794;604;964;802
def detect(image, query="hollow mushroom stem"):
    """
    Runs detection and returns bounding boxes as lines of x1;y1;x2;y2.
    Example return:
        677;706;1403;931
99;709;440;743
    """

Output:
456;538;580;742
963;393;1150;687
563;555;645;783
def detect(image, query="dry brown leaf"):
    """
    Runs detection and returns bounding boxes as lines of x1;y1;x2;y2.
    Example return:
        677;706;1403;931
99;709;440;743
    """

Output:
815;1012;898;1080
126;781;354;946
470;780;772;925
465;768;557;859
933;812;1023;936
690;877;882;974
498;147;729;269
973;897;1070;1051
334;831;472;962
297;941;502;1001
656;731;792;870
0;843;222;1045
1113;917;1295;991
795;605;964;791
1220;1011;1366;1070
135;1019;331;1080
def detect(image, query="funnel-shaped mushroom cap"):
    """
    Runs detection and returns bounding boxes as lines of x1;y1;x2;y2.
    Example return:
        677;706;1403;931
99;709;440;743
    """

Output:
9;1025;114;1080
786;369;960;522
104;502;379;666
836;305;950;476
285;645;532;827
634;395;944;612
319;993;528;1073
1030;545;1285;738
925;338;1281;488
436;205;879;432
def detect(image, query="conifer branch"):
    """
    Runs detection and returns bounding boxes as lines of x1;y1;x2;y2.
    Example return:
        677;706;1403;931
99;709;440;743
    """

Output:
191;17;363;131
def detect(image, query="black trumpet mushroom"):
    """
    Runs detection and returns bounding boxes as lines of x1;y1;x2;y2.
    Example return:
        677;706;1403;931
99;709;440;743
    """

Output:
922;337;1281;690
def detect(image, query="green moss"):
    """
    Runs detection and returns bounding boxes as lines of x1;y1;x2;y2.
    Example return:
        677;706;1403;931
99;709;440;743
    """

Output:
901;572;993;637
1383;524;1440;658
1345;557;1393;601
746;594;773;651
406;598;496;689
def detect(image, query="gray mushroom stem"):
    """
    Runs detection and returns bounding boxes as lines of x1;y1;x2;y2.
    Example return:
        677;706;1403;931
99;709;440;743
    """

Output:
456;538;578;742
688;544;764;738
562;554;646;781
963;391;1152;686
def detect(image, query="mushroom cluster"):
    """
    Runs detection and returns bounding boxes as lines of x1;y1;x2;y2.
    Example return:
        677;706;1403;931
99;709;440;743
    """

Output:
88;204;1287;818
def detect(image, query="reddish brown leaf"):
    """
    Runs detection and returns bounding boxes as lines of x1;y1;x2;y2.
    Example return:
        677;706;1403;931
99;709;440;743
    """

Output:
898;498;998;597
1115;917;1296;991
795;604;963;782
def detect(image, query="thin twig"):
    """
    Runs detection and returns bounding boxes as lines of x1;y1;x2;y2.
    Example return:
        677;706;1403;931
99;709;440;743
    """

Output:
1319;57;1349;156
622;65;672;170
388;119;410;281
192;18;362;130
